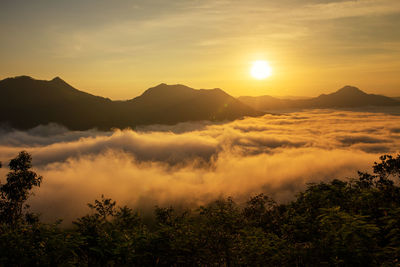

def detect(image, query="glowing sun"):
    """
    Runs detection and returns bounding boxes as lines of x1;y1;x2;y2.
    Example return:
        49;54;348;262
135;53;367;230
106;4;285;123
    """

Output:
250;60;272;80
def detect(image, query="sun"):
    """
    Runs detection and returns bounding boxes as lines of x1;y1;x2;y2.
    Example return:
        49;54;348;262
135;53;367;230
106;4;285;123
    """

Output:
250;60;272;80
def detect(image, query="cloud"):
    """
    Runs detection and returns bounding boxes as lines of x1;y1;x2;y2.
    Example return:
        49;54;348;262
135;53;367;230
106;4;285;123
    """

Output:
0;123;111;146
389;127;400;133
2;0;400;100
337;135;390;145
0;109;399;222
28;148;377;223
289;0;400;21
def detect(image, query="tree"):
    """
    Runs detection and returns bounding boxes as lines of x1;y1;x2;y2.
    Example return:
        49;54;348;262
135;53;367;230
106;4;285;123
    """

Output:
0;151;42;226
1;152;400;265
374;154;400;180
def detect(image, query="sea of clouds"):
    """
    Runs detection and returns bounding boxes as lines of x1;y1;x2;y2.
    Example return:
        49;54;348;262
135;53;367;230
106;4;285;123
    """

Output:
1;109;400;222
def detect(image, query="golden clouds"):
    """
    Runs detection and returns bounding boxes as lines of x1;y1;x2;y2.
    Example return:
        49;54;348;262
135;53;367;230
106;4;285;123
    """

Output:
1;109;399;222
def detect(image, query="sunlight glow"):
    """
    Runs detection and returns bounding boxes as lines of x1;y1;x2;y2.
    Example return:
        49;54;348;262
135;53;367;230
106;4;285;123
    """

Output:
250;60;272;80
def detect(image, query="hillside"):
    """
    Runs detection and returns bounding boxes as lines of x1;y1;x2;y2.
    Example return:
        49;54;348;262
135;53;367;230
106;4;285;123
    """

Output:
239;86;400;111
122;83;260;125
238;95;292;110
0;76;262;130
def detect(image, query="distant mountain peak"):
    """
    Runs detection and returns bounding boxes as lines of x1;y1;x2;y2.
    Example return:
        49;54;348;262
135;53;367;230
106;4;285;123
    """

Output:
10;75;34;81
148;83;168;90
142;84;231;99
240;84;400;111
51;76;64;82
155;83;167;87
50;76;72;88
149;83;189;89
0;76;262;130
141;83;195;97
2;76;70;87
200;87;230;97
335;85;366;95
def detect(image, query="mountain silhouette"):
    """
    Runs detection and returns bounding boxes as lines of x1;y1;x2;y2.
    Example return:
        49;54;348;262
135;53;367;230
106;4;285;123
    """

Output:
239;86;400;111
237;95;290;111
123;83;259;125
0;76;261;130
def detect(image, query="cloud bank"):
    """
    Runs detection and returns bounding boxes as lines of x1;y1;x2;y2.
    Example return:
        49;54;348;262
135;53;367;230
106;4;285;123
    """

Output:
0;109;399;222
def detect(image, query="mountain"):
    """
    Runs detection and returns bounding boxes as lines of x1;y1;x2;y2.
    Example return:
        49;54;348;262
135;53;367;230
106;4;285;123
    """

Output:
121;83;260;125
239;86;400;111
302;86;400;108
0;76;262;130
238;95;292;111
271;95;310;100
0;76;115;130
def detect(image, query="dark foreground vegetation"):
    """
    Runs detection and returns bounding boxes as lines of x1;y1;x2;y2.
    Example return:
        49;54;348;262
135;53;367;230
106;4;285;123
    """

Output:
1;152;400;266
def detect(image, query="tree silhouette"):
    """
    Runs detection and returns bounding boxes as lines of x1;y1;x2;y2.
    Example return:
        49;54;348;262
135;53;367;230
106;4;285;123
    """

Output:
0;151;42;227
1;152;400;265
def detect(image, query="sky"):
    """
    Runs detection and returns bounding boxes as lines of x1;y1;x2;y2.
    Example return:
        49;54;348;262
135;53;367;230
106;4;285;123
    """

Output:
1;0;400;99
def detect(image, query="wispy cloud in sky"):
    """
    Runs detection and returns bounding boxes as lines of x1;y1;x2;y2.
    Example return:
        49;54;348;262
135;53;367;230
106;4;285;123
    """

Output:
0;0;399;98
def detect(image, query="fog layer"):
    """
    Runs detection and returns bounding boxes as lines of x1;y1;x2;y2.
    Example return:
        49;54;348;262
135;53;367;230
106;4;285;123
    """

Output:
1;110;399;222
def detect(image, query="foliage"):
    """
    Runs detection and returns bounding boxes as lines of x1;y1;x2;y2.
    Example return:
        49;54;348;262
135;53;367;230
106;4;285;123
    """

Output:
1;152;400;266
0;151;42;227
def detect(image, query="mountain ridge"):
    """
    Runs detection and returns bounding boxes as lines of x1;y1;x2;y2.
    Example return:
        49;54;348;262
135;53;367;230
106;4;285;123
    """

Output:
1;76;399;130
0;76;262;130
239;86;400;111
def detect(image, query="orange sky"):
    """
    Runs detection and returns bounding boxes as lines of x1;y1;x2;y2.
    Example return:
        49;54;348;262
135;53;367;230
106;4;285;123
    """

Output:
1;0;399;99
